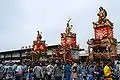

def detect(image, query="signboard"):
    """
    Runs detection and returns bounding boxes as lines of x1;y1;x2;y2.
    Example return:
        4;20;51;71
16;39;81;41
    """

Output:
71;50;79;59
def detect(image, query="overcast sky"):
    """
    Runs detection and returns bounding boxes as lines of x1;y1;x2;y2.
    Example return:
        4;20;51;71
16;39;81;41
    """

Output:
0;0;120;52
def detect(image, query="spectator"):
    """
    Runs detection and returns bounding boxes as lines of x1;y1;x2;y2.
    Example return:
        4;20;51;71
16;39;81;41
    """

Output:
54;60;62;80
15;62;23;80
33;62;42;80
103;62;113;80
64;61;71;80
71;62;78;80
46;62;54;80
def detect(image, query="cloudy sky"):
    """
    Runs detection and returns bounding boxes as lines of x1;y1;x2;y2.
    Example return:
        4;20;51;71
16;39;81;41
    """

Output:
0;0;120;51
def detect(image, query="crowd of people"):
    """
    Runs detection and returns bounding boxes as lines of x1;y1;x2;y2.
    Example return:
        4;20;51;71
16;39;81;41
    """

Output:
0;59;120;80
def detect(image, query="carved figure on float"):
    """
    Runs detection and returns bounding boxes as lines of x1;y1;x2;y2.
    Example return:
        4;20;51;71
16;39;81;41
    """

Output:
37;31;42;42
93;7;113;28
66;18;73;36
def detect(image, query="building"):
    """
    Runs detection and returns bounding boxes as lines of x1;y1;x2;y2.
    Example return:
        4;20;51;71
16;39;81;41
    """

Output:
87;7;117;61
0;45;59;62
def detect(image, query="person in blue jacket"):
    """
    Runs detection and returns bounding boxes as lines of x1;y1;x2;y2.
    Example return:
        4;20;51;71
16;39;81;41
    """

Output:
64;61;71;80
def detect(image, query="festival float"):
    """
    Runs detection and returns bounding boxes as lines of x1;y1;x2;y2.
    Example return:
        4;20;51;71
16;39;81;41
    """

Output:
52;19;81;61
87;7;117;62
30;31;47;61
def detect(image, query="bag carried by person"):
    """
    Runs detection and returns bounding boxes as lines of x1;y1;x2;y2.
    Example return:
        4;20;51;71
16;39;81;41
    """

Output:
15;66;23;77
15;71;22;77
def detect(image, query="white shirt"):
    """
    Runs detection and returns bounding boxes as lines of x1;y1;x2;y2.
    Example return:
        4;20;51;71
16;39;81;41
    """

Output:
16;65;22;72
46;64;54;75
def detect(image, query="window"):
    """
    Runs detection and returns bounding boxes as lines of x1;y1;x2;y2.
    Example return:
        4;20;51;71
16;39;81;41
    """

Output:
12;53;20;57
5;53;11;57
0;54;4;58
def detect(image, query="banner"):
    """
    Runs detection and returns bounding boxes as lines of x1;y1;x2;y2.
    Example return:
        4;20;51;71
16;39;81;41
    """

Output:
71;50;79;59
